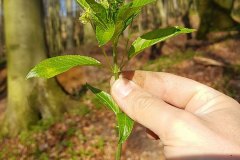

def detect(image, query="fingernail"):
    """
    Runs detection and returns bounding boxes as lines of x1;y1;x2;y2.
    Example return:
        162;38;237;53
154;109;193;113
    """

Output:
110;75;124;87
112;78;133;98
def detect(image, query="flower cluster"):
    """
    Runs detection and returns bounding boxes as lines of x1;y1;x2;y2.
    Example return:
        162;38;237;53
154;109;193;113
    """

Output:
79;8;93;24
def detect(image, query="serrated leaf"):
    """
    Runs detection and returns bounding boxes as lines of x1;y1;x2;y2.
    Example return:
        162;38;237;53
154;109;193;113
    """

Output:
128;26;196;59
86;0;106;13
27;55;101;79
112;3;140;40
112;0;154;41
77;0;90;9
87;84;120;114
86;0;107;25
84;0;115;46
96;22;115;46
131;0;156;7
117;112;134;143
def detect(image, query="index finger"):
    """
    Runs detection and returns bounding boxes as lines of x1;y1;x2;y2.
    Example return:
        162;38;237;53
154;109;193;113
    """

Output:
121;70;225;113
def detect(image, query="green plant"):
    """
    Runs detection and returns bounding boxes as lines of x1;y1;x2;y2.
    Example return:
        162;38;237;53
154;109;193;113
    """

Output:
27;0;195;159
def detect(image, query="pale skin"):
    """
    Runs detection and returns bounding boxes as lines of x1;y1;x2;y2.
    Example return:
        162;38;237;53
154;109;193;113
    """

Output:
111;71;240;159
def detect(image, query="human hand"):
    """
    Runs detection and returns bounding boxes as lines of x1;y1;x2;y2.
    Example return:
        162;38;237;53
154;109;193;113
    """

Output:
111;71;240;159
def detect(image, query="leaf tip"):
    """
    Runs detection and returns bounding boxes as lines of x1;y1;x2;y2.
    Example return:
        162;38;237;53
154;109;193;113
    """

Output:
26;70;37;79
175;26;196;33
85;83;91;89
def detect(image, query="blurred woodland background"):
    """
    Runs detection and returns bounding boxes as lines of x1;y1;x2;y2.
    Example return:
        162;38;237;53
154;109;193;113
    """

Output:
0;0;240;159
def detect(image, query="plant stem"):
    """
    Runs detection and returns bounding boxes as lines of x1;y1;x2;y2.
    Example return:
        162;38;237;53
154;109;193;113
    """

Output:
114;67;120;80
116;143;122;160
113;44;118;66
113;41;120;80
112;41;122;159
120;19;134;68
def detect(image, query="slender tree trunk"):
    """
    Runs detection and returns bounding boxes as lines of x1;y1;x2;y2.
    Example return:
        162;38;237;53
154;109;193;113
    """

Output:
137;12;143;36
149;1;167;60
163;0;169;27
232;0;240;23
0;0;6;99
2;0;67;136
157;0;167;27
45;0;63;56
74;5;84;46
66;0;74;49
182;10;192;40
0;0;4;59
182;0;193;40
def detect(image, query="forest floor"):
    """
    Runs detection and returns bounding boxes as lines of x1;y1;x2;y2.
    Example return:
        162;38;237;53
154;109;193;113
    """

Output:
0;33;239;160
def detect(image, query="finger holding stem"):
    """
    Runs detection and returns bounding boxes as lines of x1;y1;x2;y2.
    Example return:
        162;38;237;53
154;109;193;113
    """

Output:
112;40;123;160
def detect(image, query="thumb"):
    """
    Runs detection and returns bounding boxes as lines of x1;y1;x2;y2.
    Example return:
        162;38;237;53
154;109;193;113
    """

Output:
111;78;183;137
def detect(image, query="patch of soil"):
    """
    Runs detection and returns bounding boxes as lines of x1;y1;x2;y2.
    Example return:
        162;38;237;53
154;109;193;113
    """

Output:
199;38;240;65
0;102;165;160
171;61;224;87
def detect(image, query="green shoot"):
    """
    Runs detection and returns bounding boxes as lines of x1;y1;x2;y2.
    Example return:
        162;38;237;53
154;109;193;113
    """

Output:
27;0;195;159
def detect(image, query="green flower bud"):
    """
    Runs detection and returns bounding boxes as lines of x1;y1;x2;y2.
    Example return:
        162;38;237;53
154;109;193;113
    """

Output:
99;0;109;9
79;9;92;24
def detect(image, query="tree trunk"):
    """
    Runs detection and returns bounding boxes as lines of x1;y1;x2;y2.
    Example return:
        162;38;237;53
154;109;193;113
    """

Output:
163;0;169;27
2;0;67;136
45;0;63;56
137;13;143;36
149;42;164;60
157;0;168;27
0;0;4;59
231;0;240;23
182;0;193;40
196;0;238;40
66;0;74;49
149;1;166;60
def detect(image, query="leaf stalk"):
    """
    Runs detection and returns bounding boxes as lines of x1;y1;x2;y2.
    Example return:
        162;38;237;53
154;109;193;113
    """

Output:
116;143;122;160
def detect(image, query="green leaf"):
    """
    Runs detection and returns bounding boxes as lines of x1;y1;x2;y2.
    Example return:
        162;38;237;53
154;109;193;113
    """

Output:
96;22;115;46
86;0;104;11
128;26;196;59
84;0;107;22
112;0;155;41
117;3;140;25
77;0;90;9
87;84;134;144
26;55;101;79
84;0;115;46
87;84;134;143
87;84;120;115
85;0;108;23
117;113;134;143
131;0;156;7
112;3;140;40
